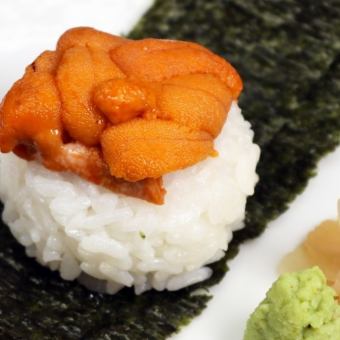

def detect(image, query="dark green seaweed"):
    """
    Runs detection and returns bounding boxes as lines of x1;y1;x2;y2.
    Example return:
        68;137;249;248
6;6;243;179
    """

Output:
1;0;340;339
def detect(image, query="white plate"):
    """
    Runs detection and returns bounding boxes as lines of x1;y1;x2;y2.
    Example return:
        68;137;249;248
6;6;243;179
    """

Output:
1;1;339;339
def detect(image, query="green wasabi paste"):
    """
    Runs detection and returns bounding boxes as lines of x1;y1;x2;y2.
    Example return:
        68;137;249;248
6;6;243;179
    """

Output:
245;267;340;340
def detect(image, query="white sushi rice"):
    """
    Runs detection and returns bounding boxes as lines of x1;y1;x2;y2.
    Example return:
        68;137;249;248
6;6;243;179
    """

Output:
0;102;260;294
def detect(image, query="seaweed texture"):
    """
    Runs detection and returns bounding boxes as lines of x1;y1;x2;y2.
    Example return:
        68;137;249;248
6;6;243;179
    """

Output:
1;0;340;339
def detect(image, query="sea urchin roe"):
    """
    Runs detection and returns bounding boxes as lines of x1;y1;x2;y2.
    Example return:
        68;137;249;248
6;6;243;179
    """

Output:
158;83;230;138
0;27;241;203
57;26;126;53
110;38;242;98
56;46;107;146
93;79;151;125
0;66;62;158
101;119;214;181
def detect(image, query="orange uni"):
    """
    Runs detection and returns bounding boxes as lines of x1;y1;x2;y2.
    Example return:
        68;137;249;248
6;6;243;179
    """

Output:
0;27;243;204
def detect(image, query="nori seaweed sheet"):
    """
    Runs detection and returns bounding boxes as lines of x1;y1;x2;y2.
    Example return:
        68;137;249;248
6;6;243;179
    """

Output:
0;1;340;339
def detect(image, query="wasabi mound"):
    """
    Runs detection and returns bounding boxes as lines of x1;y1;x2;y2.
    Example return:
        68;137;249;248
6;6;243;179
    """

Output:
244;267;340;340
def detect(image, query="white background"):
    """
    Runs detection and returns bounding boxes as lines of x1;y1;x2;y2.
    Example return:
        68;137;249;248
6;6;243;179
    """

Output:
0;1;339;339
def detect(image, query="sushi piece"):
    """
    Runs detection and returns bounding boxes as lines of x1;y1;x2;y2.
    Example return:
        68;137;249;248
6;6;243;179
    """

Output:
0;27;260;294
